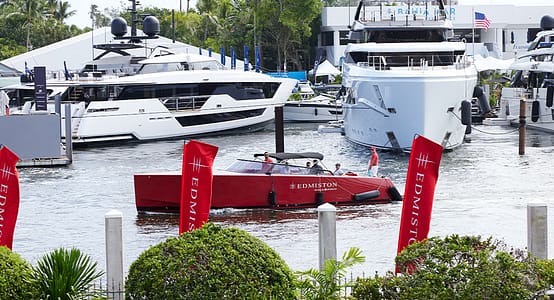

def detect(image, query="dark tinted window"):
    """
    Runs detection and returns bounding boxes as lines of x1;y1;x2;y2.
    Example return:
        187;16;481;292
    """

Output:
116;82;281;100
367;29;447;43
321;31;334;46
339;31;352;45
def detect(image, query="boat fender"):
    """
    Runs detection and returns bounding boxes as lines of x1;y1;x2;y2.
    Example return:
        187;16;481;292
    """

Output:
352;190;380;201
314;108;318;116
472;86;491;114
388;186;403;202
316;191;324;206
472;86;484;98
268;191;276;207
532;100;540;122
547;86;554;108
540;15;554;31
461;100;472;126
477;93;490;115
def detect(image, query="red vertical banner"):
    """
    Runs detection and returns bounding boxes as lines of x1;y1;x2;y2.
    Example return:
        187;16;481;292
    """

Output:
179;140;219;234
396;135;443;258
0;145;20;250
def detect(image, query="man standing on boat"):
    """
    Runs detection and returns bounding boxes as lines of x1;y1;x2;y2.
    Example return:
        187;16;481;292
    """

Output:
263;152;273;163
368;146;379;177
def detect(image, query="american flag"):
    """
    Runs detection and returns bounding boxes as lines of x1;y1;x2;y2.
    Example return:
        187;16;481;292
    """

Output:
474;12;491;30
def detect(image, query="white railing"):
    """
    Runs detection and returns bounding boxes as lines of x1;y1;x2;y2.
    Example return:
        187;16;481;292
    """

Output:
355;53;471;71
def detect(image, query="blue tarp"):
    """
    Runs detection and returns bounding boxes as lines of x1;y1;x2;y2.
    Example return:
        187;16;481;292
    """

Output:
266;71;307;81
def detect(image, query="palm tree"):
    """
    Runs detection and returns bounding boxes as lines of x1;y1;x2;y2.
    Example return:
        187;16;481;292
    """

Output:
54;0;75;23
32;248;104;300
197;0;220;46
296;247;366;300
44;0;57;17
89;3;99;28
5;0;44;50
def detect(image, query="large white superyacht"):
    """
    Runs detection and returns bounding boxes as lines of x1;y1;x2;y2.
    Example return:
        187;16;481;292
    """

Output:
341;0;478;152
3;68;296;146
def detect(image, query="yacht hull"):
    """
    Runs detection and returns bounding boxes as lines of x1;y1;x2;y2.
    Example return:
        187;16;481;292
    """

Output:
134;170;400;213
342;65;477;151
283;99;342;122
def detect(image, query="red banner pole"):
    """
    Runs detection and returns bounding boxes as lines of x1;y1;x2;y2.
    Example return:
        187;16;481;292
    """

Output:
396;135;443;272
179;140;219;234
0;145;21;250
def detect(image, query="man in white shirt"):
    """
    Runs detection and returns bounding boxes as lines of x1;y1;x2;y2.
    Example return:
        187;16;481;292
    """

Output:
333;163;345;176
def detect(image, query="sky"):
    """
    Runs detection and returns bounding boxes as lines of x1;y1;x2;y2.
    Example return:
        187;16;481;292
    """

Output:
66;0;198;28
65;0;553;29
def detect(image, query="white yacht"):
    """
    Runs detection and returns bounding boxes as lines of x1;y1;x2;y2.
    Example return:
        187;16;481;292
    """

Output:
492;16;554;133
3;69;296;146
283;81;342;122
341;0;478;152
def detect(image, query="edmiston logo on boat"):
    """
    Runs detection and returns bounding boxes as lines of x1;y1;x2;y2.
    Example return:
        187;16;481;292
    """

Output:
290;182;338;192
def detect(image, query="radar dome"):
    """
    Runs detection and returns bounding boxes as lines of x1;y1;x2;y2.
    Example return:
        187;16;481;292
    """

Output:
142;16;160;37
540;15;554;31
111;17;128;37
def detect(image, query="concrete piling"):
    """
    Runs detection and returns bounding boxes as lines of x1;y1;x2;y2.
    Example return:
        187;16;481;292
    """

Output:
105;210;124;299
527;202;548;259
318;203;337;271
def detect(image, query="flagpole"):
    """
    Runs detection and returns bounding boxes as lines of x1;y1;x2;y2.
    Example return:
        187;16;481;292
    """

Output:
472;7;475;59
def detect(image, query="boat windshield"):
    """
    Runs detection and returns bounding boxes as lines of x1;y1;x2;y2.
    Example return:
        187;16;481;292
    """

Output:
225;159;311;175
138;60;225;74
365;28;447;43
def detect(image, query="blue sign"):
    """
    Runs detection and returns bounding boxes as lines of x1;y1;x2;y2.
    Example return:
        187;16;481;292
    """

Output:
244;46;249;71
255;46;261;73
231;47;236;70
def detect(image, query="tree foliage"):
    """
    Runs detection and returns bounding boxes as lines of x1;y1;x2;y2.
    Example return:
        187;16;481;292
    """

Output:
352;235;553;300
1;0;323;71
117;0;322;72
0;0;85;59
126;222;297;299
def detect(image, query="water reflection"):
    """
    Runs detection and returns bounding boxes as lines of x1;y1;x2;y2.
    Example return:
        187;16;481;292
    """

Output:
134;204;401;233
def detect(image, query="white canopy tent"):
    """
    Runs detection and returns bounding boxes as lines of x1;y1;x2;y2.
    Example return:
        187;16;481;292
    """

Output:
472;55;515;72
309;59;341;82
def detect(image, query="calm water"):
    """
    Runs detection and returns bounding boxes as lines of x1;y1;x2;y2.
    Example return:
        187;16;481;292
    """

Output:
12;123;554;277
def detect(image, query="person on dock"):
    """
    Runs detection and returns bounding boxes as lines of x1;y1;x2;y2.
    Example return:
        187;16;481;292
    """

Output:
333;163;345;176
367;146;379;177
0;90;9;116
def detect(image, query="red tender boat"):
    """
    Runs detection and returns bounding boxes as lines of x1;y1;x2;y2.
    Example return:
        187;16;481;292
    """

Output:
134;152;402;213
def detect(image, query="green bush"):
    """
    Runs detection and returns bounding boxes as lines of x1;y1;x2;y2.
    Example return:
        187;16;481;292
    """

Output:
352;235;552;300
126;222;297;299
33;248;104;300
0;246;38;299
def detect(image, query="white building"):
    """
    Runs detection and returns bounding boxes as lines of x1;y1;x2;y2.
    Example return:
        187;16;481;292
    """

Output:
320;3;552;66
